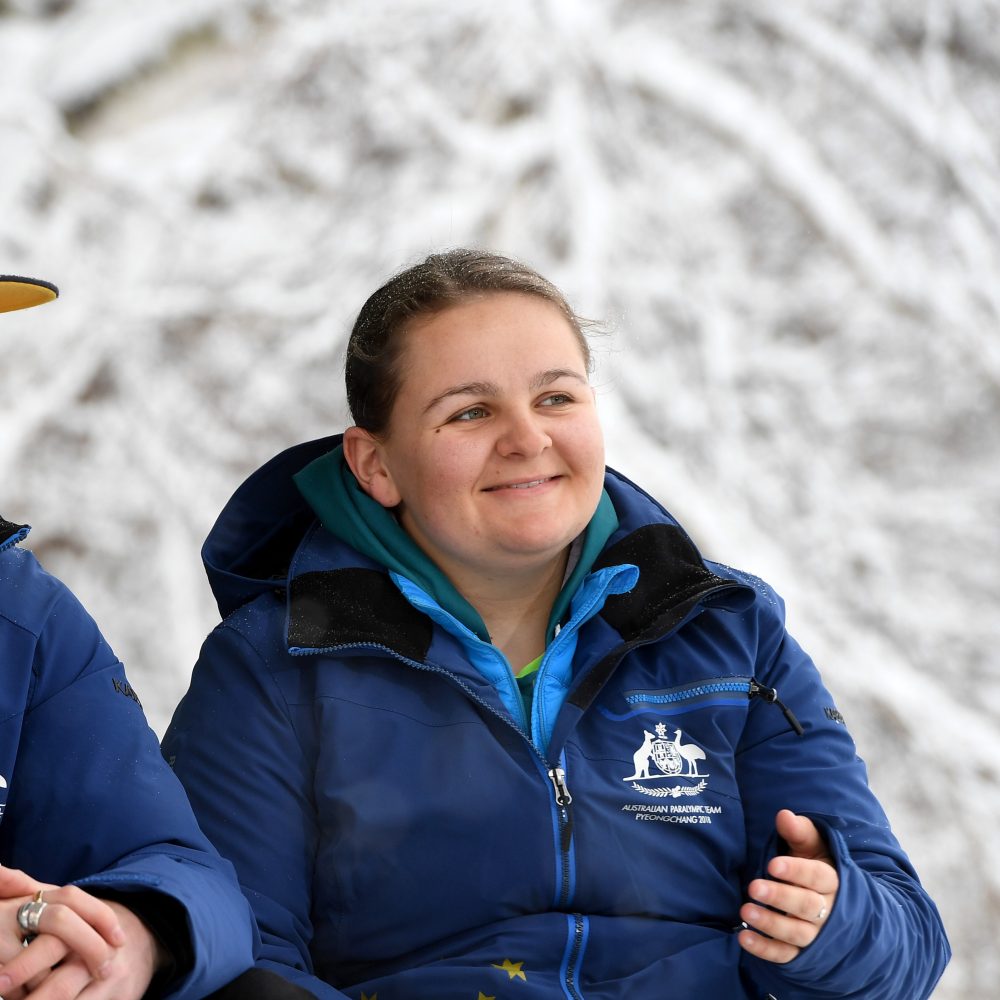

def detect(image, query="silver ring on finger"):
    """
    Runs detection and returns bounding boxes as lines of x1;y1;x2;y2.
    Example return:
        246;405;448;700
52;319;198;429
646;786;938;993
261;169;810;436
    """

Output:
17;896;48;937
815;904;827;922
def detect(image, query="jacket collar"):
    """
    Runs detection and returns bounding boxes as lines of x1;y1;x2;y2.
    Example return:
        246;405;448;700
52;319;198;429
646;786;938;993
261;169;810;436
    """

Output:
0;516;29;552
293;443;621;645
288;554;435;662
196;434;755;657
284;467;755;658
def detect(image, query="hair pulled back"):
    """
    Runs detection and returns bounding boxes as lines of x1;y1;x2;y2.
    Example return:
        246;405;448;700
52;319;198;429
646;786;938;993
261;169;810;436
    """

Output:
345;248;592;434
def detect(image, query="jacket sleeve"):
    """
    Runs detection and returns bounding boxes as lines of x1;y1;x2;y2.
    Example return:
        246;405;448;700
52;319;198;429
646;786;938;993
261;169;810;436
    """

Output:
0;569;256;1000
162;617;351;1000
734;581;950;1000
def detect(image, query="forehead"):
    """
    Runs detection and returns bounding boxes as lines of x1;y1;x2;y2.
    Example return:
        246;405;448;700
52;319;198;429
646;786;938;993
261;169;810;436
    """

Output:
401;292;586;369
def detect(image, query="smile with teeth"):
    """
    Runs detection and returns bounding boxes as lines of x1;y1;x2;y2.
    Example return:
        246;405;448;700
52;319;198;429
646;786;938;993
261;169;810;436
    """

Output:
485;477;555;491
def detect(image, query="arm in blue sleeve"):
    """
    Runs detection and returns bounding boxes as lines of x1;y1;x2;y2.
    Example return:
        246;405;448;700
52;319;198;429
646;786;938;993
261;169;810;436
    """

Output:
163;617;351;1000
735;586;950;1000
0;572;255;1000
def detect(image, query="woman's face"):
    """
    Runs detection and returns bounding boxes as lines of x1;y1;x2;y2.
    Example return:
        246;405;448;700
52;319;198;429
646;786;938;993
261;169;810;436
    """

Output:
356;292;606;587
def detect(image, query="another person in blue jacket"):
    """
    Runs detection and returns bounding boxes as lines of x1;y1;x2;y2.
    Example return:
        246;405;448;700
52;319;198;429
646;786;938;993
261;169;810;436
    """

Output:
0;275;267;1000
163;250;950;999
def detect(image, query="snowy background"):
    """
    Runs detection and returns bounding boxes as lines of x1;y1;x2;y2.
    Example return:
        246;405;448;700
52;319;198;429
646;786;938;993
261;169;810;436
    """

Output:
1;0;996;994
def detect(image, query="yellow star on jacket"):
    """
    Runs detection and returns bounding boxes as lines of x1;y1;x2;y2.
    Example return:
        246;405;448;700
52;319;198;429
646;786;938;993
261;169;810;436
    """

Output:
360;993;377;1000
492;959;527;981
478;994;496;1000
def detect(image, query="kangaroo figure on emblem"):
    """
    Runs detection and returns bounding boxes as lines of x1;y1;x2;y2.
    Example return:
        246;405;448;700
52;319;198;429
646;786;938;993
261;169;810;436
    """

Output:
624;723;706;781
625;730;659;780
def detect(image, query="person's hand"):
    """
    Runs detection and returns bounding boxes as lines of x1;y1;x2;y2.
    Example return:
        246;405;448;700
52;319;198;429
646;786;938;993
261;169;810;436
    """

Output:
4;900;166;1000
0;867;130;998
738;809;840;964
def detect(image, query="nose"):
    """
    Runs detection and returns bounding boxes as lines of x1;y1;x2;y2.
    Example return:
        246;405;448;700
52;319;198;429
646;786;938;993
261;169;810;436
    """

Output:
495;409;551;458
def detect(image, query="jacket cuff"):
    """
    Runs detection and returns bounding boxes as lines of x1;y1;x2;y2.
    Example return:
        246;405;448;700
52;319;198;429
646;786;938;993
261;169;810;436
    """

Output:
84;888;193;998
743;816;944;999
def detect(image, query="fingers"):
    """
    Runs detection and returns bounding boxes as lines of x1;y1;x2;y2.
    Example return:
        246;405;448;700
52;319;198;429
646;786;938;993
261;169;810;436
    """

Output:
738;871;829;965
0;866;38;895
42;886;127;949
11;954;91;1000
0;889;123;994
746;867;832;925
775;809;831;862
52;906;163;1000
0;867;52;897
738;923;803;964
0;901;159;1000
738;811;841;965
766;854;839;896
0;934;70;989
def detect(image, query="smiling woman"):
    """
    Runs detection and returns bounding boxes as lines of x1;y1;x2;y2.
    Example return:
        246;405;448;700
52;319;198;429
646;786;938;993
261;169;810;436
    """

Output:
343;292;605;666
162;249;950;1000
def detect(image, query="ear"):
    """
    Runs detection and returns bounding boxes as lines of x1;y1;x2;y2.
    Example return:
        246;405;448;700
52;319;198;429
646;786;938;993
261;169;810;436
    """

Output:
342;426;402;508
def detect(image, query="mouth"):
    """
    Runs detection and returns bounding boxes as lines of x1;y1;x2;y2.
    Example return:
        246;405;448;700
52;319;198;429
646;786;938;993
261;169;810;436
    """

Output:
484;476;557;492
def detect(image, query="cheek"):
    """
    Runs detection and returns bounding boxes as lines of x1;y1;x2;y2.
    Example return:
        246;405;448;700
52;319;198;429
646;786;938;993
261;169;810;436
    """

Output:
567;416;606;475
406;438;483;505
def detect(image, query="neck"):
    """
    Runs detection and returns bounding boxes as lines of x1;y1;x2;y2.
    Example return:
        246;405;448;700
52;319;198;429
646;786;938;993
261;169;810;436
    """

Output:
451;552;568;668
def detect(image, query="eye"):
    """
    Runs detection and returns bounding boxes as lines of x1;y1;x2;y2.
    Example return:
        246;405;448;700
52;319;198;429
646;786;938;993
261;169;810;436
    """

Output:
539;392;573;407
452;405;490;422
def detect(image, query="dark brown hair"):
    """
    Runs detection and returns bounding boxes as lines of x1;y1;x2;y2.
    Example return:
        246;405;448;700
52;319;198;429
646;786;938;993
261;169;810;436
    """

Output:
345;248;593;433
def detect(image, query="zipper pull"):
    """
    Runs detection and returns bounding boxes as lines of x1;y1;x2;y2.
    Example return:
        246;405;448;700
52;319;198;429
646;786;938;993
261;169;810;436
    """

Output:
749;679;805;737
548;766;573;806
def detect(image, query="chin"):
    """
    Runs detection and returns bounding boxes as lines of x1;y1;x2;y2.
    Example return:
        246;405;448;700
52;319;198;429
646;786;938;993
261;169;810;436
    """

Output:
498;534;578;564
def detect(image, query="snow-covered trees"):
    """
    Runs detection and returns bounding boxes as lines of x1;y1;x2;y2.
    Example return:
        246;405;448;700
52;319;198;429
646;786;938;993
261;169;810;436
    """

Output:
1;2;995;994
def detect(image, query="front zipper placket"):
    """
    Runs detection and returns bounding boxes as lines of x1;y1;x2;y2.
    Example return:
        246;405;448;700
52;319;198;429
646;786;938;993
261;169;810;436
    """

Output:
545;764;586;1000
538;581;757;997
532;621;581;911
546;758;575;910
561;912;587;1000
292;640;580;860
290;638;589;992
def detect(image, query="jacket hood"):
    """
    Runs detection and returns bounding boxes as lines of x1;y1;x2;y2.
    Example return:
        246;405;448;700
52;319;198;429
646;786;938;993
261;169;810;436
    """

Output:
202;435;341;618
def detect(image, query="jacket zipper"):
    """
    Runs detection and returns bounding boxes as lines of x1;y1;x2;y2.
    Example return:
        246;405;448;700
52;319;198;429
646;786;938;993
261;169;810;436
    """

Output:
291;641;578;902
623;677;804;736
624;678;756;705
548;766;572;805
748;679;804;736
548;765;574;909
562;913;586;1000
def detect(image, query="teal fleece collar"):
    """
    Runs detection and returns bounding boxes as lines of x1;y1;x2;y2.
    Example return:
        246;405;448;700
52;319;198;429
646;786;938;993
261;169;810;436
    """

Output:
293;445;619;645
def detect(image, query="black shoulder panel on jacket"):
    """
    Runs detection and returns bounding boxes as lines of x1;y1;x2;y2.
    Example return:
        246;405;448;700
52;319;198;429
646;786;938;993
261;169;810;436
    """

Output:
288;568;433;662
571;524;749;714
0;515;26;546
593;523;739;641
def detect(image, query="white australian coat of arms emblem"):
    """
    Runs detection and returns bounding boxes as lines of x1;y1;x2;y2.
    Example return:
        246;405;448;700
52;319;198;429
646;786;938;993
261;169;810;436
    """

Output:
623;722;708;797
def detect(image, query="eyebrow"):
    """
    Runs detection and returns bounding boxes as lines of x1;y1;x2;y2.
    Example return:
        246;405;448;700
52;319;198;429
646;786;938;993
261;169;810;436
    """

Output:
423;368;588;414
